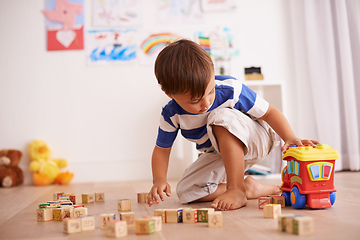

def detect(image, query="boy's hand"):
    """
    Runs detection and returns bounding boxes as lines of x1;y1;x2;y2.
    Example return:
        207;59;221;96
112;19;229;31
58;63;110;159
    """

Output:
281;138;320;153
147;180;171;207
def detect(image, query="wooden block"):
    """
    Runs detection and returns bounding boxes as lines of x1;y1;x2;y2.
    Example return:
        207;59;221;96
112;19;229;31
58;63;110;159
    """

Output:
208;212;223;227
137;193;148;203
263;204;281;219
74;207;88;217
119;212;135;226
63;217;82;234
143;216;162;232
37;208;53;222
53;208;66;221
69;195;82;205
60;200;73;206
197;208;214;223
106;220;128;238
73;204;85;208
100;213;116;229
165;209;183;223
117;199;131;211
258;197;271;209
182;208;198;223
293;216;314;235
53;192;64;200
95;192;105;202
154;209;166;223
277;214;294;232
285;215;302;234
135;218;155;235
82;194;94;203
62;206;74;218
47;201;60;207
39;203;50;209
270;195;285;207
80;215;95;231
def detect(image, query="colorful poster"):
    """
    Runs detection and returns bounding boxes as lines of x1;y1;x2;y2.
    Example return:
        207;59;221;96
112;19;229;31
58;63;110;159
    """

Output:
156;0;204;25
86;29;137;65
92;0;143;27
43;0;84;51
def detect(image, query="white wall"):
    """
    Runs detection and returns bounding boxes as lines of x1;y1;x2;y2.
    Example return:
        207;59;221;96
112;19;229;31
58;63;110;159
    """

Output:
0;0;293;184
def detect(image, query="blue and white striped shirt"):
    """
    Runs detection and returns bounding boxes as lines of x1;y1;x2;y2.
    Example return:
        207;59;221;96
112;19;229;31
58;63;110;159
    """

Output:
156;75;269;151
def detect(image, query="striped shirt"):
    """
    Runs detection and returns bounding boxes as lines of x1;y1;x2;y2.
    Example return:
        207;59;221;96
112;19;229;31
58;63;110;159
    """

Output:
156;75;270;151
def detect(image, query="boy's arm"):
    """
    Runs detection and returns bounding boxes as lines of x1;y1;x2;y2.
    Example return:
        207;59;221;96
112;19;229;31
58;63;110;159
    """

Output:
260;105;319;153
148;145;172;206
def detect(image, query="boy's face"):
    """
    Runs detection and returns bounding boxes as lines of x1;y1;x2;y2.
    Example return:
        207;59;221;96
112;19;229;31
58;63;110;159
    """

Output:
167;77;216;114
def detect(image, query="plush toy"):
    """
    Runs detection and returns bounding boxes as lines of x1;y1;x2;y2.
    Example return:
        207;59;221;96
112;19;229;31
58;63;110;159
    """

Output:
29;140;73;186
0;149;24;187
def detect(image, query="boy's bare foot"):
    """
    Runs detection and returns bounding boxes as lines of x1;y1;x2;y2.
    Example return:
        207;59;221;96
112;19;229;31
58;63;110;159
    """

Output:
210;188;247;211
244;176;281;199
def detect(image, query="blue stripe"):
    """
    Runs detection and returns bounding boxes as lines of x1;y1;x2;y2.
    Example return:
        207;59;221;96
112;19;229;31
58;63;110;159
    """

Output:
181;125;207;140
237;84;257;112
196;139;212;150
215;75;236;81
156;128;178;148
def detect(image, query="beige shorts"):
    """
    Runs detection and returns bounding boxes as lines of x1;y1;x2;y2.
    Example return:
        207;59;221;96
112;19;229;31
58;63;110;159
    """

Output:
176;107;278;204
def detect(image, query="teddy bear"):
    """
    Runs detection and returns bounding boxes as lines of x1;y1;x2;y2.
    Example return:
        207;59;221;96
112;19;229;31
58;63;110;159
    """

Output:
29;140;73;186
0;149;24;187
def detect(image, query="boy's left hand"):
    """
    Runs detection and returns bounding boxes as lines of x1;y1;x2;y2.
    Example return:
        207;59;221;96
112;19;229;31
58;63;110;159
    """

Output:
281;138;320;153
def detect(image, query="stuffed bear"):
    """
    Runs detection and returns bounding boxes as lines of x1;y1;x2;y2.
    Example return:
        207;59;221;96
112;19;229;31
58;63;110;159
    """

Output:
0;150;24;187
29;140;73;186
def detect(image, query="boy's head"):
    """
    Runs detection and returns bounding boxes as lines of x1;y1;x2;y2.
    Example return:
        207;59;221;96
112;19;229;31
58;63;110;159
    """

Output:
154;39;214;100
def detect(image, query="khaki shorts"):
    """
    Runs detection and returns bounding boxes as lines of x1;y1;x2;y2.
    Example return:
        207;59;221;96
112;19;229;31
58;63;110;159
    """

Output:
176;107;278;204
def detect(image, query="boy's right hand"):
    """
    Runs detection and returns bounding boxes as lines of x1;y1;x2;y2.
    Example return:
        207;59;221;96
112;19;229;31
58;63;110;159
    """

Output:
147;180;171;207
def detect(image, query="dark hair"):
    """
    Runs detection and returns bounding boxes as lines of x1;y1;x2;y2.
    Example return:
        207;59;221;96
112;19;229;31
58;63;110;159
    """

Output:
154;39;214;99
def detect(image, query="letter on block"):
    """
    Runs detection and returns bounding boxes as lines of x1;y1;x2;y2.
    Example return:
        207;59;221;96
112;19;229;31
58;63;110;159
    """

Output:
166;209;183;223
37;208;53;222
120;212;135;226
53;208;66;221
208;212;223;227
69;195;82;205
258;197;271;209
137;193;149;203
63;218;82;234
82;194;94;203
95;192;105;202
263;204;281;219
118;199;131;211
182;208;197;223
293;216;314;235
154;209;166;223
106;220;128;238
271;195;285;207
80;215;95;231
74;207;88;217
136;218;155;235
100;213;116;229
197;208;214;223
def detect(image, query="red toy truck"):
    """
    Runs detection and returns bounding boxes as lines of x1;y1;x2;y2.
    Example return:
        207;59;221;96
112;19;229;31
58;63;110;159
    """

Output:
280;144;340;209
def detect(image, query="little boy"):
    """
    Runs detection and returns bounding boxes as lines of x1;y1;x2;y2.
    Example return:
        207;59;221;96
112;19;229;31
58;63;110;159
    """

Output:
147;39;318;210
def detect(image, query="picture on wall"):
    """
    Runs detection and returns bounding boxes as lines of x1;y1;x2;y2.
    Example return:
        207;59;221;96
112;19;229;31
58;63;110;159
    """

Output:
200;0;237;12
43;0;84;51
86;29;137;65
92;0;143;27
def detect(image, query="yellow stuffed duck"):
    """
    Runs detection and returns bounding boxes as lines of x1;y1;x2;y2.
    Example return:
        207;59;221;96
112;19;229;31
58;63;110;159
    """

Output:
29;140;73;186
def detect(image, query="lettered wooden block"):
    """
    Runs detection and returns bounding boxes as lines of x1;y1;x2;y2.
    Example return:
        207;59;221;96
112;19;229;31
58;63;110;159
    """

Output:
285;215;302;233
143;216;162;232
53;208;66;221
258;197;271;209
135;218;155;235
74;207;88;217
62;206;74;218
80;215;95;231
166;209;183;223
278;214;294;232
182;208;197;223
263;204;281;219
69;195;82;205
154;209;166;223
106;220;128;238
270;195;285;207
117;199;131;211
53;192;64;200
95;192;105;202
293;216;314;235
82;194;94;203
119;212;135;226
197;208;214;223
63;217;82;234
137;193;148;203
37;208;53;222
100;213;116;229
208;212;223;227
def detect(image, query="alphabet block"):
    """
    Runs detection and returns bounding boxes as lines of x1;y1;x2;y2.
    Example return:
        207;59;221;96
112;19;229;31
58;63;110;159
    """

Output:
63;217;81;234
154;209;166;223
165;209;183;223
293;216;314;235
182;208;197;223
208;212;223;227
117;199;131;211
278;214;294;232
135;218;155;235
69;195;82;205
137;193;149;203
37;208;53;222
53;208;66;221
74;207;88;217
197;208;214;223
270;195;285;207
263;204;281;219
95;192;105;202
119;212;135;226
82;194;94;203
106;220;128;238
100;213;116;229
258;197;271;209
80;215;95;231
143;216;162;232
